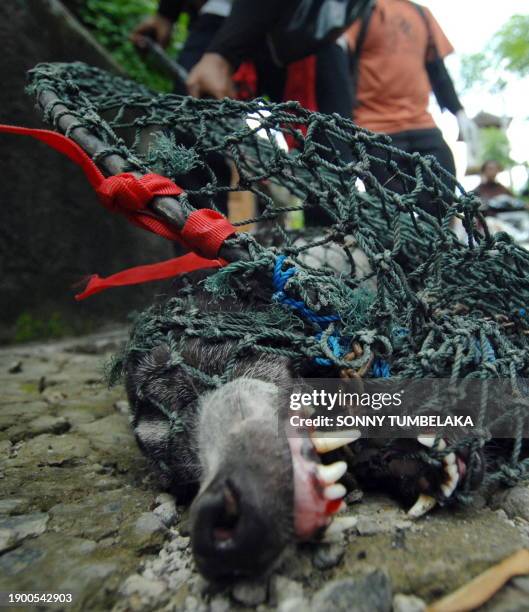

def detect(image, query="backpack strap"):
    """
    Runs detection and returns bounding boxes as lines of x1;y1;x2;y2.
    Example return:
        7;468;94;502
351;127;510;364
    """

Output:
349;0;375;114
411;2;439;62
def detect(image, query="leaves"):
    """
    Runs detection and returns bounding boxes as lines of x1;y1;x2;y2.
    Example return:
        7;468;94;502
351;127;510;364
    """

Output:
493;14;529;77
79;0;188;91
461;14;529;93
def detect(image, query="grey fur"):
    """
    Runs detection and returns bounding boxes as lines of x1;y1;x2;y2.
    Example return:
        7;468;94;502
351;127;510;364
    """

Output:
124;287;297;577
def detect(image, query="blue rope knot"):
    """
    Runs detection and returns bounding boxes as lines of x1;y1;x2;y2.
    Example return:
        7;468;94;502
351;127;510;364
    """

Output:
273;255;344;366
372;358;391;378
314;332;350;366
272;255;340;327
273;255;390;375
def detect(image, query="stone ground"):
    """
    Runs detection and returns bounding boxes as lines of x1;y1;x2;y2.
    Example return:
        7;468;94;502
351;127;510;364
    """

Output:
1;331;529;612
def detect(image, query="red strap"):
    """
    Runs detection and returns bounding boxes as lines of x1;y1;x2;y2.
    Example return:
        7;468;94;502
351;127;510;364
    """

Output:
232;61;258;100
75;253;226;300
0;124;238;297
0;124;184;241
182;208;237;258
97;173;181;212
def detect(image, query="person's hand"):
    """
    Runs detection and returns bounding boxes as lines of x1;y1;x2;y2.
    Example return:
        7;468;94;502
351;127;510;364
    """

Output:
456;110;480;164
131;14;173;49
186;53;236;99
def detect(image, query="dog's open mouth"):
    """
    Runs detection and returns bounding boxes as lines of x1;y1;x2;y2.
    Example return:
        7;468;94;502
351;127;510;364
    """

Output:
287;429;482;532
407;435;476;518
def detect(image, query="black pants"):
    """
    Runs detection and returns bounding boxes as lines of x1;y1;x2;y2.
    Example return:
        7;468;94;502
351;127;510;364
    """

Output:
387;128;455;179
369;127;457;217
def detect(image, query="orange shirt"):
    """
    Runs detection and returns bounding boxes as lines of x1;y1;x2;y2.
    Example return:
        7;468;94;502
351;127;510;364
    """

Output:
345;0;454;134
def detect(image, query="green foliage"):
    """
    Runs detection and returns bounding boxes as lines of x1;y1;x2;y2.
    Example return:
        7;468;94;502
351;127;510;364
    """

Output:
80;0;188;91
494;14;529;77
461;14;529;93
460;52;492;92
14;312;72;343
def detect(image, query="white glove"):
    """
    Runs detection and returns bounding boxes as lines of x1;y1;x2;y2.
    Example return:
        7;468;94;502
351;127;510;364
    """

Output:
456;110;480;166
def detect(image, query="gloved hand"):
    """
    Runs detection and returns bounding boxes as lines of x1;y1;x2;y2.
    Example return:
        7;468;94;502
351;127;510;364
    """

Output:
456;110;480;166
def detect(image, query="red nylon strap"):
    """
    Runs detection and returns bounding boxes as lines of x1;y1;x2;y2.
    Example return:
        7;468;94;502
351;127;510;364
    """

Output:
75;253;226;300
0;124;184;241
0;124;238;298
97;173;181;212
182;208;237;259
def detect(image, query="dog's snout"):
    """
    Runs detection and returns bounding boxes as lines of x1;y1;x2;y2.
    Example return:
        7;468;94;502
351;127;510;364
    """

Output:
203;480;241;548
190;476;282;580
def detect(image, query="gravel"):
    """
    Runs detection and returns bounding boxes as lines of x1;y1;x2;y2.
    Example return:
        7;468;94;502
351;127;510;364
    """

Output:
232;580;268;606
311;570;392;612
312;540;345;570
393;593;427;612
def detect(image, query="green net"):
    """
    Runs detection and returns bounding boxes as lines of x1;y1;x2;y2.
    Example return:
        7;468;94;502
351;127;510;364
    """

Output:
27;62;529;493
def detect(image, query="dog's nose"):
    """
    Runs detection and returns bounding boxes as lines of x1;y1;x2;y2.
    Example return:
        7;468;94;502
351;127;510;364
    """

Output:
190;477;280;580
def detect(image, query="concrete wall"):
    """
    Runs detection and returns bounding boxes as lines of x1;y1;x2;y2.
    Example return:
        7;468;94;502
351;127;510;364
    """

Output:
0;0;174;342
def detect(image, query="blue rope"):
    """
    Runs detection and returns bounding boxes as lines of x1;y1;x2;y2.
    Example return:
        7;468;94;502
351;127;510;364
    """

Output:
372;358;391;378
273;256;391;374
273;255;345;365
314;332;350;366
272;256;341;326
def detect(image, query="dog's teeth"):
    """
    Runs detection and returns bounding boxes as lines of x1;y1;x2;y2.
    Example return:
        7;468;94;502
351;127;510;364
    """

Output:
407;494;437;518
446;463;459;479
312;430;361;454
417;435;435;448
323;483;347;500
317;461;348;484
441;479;458;498
321;515;357;541
443;452;456;466
441;462;460;498
418;435;447;451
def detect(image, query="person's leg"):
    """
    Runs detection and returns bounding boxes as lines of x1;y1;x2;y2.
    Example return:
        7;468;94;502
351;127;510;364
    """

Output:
357;131;417;207
406;128;457;216
409;128;456;176
315;42;355;128
365;128;456;217
253;54;287;101
316;42;353;163
174;14;232;220
304;42;356;226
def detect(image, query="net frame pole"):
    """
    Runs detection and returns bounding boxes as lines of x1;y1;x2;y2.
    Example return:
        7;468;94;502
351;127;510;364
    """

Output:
35;87;251;263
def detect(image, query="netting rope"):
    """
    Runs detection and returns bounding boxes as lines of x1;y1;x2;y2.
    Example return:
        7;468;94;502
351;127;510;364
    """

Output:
19;61;529;495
